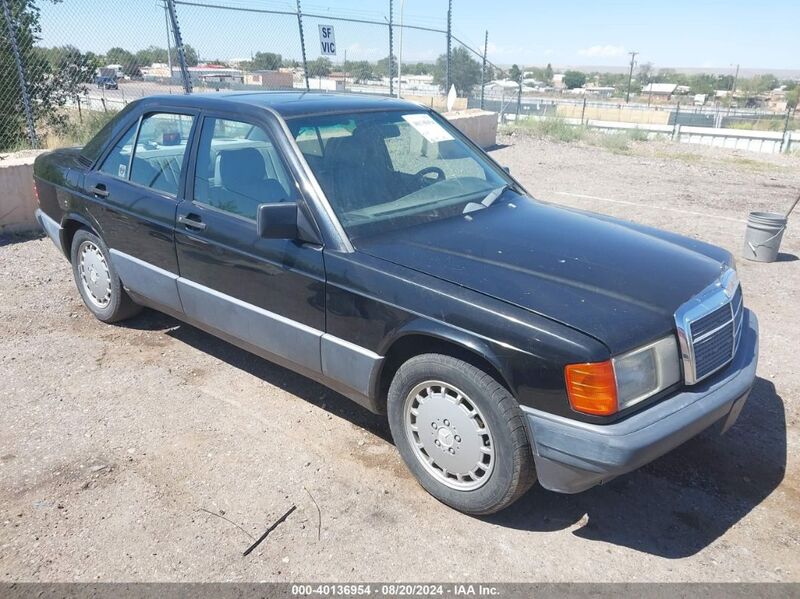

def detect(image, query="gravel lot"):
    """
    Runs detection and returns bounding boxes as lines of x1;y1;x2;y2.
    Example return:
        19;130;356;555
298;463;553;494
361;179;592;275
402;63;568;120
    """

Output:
1;135;798;582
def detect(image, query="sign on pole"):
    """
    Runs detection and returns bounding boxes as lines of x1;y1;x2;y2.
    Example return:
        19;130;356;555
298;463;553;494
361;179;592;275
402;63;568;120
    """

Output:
318;24;336;56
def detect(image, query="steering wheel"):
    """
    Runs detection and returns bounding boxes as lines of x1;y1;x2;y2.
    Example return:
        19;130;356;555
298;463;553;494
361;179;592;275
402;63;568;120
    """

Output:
414;166;446;186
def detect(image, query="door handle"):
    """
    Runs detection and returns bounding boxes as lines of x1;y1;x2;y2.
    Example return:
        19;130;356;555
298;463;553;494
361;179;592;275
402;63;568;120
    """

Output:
90;184;109;198
178;214;207;231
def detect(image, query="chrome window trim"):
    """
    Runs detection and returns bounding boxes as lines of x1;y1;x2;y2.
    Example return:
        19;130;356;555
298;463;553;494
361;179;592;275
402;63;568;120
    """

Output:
674;268;740;385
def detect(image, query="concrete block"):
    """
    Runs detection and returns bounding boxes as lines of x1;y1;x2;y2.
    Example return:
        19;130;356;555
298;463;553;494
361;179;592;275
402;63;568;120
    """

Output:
0;150;46;234
443;109;498;149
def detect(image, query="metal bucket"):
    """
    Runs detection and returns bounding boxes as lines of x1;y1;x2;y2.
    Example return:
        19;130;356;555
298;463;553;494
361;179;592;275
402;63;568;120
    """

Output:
743;211;787;263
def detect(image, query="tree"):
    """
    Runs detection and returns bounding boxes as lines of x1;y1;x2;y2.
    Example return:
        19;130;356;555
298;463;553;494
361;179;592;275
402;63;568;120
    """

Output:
433;46;481;95
172;44;198;67
508;64;521;82
544;63;553;83
375;55;393;78
135;45;167;67
562;70;586;89
243;51;282;71
1;0;93;149
306;57;332;77
346;60;373;83
106;47;139;75
638;61;654;86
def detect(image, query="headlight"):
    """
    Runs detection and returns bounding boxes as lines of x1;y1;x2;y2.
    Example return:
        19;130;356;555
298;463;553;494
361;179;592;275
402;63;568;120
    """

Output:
565;335;681;416
612;336;681;410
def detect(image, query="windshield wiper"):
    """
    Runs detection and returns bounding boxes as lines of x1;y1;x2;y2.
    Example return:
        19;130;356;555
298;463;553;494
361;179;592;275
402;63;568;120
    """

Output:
462;184;509;214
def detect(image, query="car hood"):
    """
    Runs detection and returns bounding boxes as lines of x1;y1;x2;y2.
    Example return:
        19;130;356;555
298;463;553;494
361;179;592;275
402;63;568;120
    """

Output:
356;195;731;354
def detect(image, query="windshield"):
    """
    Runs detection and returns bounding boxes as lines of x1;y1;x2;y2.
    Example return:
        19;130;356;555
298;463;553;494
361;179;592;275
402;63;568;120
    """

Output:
286;110;511;239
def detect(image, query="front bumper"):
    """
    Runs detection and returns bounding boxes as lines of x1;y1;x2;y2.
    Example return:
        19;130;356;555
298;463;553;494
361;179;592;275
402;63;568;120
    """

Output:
524;309;759;493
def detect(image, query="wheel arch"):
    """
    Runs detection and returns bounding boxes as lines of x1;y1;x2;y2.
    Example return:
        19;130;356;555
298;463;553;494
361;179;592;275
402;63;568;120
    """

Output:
60;213;101;259
372;323;516;414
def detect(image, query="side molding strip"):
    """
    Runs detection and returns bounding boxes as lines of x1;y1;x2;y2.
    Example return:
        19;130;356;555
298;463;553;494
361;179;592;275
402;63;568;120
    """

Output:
108;248;383;400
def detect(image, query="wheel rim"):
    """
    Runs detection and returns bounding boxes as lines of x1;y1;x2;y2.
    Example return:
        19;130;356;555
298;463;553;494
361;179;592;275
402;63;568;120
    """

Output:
404;380;495;491
78;241;111;308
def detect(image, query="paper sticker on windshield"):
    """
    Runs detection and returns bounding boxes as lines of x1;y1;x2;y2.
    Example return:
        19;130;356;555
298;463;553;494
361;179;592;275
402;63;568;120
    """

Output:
118;163;127;178
403;113;453;143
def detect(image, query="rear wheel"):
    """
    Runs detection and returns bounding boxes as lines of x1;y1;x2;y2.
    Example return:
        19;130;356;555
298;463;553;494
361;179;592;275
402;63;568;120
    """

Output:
388;354;536;515
70;229;141;323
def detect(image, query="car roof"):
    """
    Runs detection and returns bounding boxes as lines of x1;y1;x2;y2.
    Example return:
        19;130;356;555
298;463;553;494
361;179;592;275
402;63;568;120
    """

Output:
136;91;425;119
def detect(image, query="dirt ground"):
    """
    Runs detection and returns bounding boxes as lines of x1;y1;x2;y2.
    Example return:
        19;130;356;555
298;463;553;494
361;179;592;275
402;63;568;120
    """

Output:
1;135;798;582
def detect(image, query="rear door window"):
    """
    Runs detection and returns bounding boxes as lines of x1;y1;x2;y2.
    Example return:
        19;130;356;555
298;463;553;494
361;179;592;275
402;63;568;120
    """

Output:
129;113;195;196
98;122;137;179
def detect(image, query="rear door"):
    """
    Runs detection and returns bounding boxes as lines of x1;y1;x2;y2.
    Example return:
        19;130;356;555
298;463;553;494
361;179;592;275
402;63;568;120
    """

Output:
174;111;326;374
83;110;197;312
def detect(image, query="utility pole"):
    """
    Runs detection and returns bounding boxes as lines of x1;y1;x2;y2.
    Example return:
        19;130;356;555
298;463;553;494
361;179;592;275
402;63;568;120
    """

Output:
625;50;638;103
731;63;740;95
479;30;488;110
388;0;394;97
445;0;452;94
397;0;405;98
163;1;173;85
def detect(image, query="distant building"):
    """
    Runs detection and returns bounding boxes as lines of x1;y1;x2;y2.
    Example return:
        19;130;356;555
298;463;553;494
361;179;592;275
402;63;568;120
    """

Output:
244;70;293;89
552;73;565;90
642;83;678;98
693;94;707;106
584;86;616;98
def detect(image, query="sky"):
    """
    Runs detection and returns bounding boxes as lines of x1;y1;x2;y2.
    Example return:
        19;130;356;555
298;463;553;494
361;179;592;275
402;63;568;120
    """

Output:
37;0;800;73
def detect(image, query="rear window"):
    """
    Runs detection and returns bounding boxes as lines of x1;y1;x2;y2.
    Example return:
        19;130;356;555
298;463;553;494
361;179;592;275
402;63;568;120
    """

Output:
80;104;138;165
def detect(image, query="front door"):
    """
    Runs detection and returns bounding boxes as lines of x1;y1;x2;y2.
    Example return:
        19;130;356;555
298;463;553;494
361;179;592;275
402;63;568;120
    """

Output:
174;113;326;374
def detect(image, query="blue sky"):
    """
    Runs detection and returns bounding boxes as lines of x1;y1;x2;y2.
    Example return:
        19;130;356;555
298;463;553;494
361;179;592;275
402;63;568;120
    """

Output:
38;0;800;71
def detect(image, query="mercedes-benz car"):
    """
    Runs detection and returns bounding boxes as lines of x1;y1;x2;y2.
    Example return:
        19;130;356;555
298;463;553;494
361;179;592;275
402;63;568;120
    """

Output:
33;92;758;515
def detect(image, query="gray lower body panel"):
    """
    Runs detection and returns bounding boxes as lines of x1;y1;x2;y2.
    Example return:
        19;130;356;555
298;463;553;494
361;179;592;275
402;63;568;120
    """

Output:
525;309;759;494
110;249;184;314
107;249;382;409
35;209;63;252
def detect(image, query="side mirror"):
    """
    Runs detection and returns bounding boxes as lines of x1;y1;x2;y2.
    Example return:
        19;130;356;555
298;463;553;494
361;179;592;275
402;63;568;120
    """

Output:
502;166;511;174
257;202;298;239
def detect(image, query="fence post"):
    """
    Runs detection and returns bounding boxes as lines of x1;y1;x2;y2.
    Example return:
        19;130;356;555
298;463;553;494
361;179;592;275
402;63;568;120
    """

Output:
445;0;452;94
581;97;587;125
296;0;309;90
1;0;38;147
165;0;192;94
479;30;487;110
388;0;394;97
515;79;521;120
780;107;792;153
672;102;681;139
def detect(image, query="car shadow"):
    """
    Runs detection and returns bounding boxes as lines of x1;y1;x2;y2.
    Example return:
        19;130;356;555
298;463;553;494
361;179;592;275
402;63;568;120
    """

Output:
122;309;392;442
776;252;798;263
486;376;786;558
0;230;44;247
120;310;786;558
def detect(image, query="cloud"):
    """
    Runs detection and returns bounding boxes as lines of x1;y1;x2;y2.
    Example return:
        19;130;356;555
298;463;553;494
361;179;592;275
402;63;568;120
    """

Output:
578;45;625;58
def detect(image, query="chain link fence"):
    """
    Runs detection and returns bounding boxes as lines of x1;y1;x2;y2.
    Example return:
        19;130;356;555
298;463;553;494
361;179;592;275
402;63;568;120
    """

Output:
1;0;506;152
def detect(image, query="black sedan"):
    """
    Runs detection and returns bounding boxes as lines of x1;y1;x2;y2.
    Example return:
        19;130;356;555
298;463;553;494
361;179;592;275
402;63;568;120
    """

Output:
33;92;758;514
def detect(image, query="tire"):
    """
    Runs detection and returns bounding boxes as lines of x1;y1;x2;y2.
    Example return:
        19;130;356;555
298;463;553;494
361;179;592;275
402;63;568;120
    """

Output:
70;229;142;323
388;354;536;515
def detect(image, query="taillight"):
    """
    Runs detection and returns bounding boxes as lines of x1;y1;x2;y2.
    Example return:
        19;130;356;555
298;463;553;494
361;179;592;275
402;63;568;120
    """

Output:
33;181;39;204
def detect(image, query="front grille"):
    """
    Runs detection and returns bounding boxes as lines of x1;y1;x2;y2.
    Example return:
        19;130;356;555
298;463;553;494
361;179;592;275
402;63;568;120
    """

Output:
675;269;743;384
694;320;735;379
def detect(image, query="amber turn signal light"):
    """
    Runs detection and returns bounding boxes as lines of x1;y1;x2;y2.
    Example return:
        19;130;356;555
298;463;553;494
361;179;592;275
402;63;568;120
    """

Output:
564;360;618;416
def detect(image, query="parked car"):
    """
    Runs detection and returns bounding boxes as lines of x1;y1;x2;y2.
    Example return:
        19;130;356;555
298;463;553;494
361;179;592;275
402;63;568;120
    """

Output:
95;76;118;90
33;93;758;515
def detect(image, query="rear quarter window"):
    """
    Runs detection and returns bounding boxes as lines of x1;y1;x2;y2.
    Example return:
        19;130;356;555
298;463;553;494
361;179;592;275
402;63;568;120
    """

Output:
80;104;139;165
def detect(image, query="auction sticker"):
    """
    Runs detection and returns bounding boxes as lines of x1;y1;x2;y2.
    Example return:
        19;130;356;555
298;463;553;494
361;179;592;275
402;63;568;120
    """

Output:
402;113;453;143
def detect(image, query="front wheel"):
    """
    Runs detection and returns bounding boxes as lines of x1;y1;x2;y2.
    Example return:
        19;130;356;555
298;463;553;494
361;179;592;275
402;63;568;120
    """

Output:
387;354;535;515
70;229;141;323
